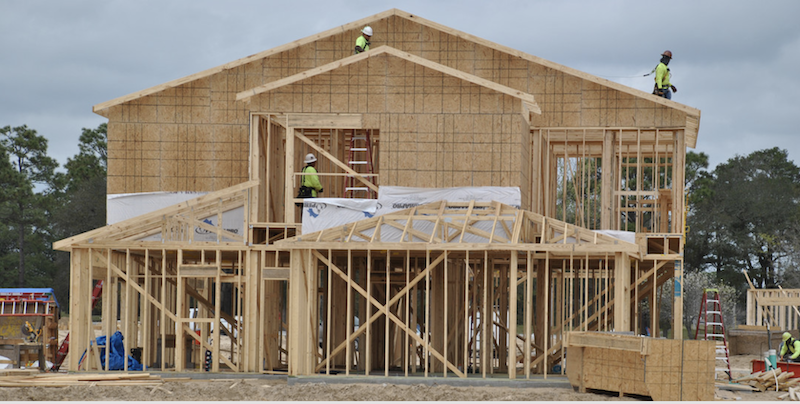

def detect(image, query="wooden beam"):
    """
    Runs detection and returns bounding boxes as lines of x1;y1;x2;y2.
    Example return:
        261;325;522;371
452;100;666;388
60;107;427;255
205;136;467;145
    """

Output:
286;114;362;129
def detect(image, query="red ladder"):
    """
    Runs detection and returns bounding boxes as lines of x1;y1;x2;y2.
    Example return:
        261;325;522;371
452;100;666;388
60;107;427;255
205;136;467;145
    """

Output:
343;130;375;199
694;288;731;380
52;280;104;371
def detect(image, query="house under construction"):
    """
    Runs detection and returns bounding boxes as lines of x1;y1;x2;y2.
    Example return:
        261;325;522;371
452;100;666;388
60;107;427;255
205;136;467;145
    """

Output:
55;9;700;377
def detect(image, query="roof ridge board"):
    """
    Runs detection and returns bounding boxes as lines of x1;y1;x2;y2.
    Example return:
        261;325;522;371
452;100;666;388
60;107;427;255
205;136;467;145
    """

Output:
236;46;539;109
396;10;701;118
92;9;400;114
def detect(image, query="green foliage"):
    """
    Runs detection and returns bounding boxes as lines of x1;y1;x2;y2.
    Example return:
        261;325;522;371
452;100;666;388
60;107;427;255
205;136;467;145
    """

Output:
0;125;61;287
679;271;741;335
0;123;107;311
685;148;800;316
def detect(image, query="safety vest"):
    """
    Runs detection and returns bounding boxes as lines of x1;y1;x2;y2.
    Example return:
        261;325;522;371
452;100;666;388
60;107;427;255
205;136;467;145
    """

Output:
355;35;370;54
655;62;672;90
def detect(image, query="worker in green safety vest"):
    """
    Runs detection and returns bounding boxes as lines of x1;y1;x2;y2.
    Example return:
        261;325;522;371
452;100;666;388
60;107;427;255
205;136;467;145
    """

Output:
355;26;372;54
653;50;677;99
781;332;800;362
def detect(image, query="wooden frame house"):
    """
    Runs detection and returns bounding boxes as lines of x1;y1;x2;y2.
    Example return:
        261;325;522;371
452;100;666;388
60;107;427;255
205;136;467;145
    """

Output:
55;9;700;377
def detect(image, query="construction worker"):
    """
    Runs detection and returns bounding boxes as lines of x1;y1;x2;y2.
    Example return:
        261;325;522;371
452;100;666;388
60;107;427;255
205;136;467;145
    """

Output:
653;50;677;99
355;26;372;54
781;332;800;362
298;153;323;201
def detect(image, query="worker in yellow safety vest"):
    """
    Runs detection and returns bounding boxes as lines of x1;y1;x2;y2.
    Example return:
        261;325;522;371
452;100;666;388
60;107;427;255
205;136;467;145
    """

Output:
301;153;323;197
653;50;677;99
355;26;372;54
781;332;800;362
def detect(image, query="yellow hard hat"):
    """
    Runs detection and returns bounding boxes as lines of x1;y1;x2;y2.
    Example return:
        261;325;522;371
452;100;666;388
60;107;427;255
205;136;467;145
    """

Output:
784;332;792;341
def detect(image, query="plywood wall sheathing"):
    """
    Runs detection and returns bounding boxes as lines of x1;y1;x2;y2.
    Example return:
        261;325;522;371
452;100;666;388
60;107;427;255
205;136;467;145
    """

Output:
60;7;700;378
566;332;714;400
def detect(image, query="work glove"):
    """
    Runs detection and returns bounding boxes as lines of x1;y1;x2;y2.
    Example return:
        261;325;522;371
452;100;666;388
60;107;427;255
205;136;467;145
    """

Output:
671;85;677;93
319;188;323;193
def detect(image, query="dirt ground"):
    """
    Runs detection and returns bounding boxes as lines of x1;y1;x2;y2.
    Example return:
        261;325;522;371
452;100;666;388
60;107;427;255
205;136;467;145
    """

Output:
31;321;781;401
0;354;784;401
0;378;638;401
0;374;786;401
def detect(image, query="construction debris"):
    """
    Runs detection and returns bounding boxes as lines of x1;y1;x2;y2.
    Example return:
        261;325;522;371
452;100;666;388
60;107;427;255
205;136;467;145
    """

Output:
732;368;800;392
779;387;800;401
0;371;164;387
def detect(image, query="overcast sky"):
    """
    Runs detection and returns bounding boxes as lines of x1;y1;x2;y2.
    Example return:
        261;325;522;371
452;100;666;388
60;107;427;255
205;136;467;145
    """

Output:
1;0;798;172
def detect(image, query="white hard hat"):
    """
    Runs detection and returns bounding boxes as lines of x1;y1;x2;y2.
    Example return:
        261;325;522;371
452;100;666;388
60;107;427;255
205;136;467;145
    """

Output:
304;153;317;164
362;26;373;36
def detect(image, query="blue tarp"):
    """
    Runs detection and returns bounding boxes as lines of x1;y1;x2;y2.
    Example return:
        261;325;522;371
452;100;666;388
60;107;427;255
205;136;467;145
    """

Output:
95;331;144;371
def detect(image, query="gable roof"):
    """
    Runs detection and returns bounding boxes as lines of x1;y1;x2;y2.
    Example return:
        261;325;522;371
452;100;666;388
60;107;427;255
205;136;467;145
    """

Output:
92;8;699;119
235;45;541;115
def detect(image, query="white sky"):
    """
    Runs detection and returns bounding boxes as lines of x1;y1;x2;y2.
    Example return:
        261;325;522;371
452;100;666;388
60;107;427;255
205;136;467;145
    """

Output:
1;0;798;171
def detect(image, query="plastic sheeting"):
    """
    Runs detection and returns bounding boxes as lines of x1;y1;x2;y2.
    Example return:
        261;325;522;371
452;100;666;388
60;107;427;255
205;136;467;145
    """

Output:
107;192;245;242
107;191;207;224
301;186;521;235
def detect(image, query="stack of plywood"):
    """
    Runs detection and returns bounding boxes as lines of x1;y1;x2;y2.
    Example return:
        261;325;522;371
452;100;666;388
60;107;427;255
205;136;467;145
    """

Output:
565;331;715;401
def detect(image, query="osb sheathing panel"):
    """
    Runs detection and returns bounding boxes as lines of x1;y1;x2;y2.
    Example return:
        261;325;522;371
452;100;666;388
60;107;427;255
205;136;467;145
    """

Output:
105;13;687;194
251;54;528;190
569;336;714;401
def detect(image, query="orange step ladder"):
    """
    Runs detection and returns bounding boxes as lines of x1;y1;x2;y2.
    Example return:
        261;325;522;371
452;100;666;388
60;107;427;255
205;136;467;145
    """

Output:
694;288;731;380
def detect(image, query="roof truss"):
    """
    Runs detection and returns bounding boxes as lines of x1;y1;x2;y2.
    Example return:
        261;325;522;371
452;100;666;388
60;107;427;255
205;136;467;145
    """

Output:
54;180;258;250
276;200;639;255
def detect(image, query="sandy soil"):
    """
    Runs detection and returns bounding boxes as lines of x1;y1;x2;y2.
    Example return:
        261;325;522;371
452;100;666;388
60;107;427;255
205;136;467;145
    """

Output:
0;355;784;402
0;378;637;401
39;320;780;401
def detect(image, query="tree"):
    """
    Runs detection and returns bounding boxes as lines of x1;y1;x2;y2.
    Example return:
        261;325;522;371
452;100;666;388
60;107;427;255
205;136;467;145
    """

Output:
686;148;800;291
51;123;108;307
63;123;107;190
679;271;740;336
0;125;61;287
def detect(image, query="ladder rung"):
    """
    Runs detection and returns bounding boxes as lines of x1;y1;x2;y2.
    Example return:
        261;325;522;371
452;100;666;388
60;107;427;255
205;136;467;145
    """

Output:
707;311;721;314
349;161;368;165
346;187;369;192
353;135;367;140
350;148;368;152
715;367;730;372
707;322;723;326
707;334;725;338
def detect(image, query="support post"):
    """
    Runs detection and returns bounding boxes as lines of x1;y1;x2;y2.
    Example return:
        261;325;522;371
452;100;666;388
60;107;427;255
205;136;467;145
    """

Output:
614;253;631;332
673;259;684;339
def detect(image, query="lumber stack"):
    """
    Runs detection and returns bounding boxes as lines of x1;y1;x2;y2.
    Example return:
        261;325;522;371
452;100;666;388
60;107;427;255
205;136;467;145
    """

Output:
779;387;800;401
0;371;164;387
736;368;800;392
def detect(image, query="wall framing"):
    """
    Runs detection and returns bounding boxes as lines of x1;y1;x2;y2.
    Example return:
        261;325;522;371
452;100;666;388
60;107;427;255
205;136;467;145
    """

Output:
57;8;699;378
